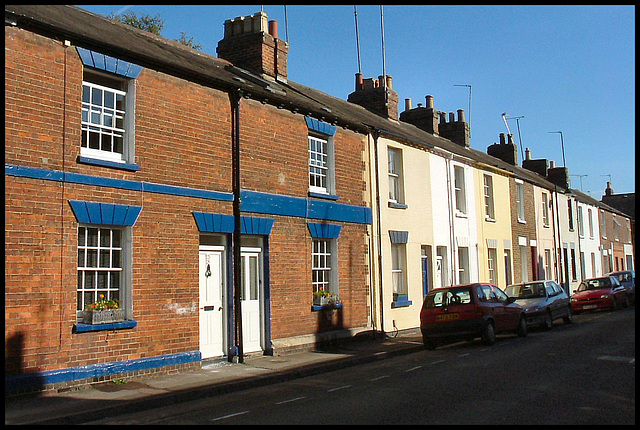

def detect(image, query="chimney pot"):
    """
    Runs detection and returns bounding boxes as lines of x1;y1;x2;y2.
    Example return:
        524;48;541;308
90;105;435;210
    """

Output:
457;109;465;122
449;112;455;122
425;95;434;109
268;20;278;39
405;98;412;111
500;133;506;145
525;147;531;160
550;160;556;168
355;73;364;90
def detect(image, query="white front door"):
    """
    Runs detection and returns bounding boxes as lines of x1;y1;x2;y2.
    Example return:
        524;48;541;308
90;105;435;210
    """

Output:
199;247;225;359
241;248;262;353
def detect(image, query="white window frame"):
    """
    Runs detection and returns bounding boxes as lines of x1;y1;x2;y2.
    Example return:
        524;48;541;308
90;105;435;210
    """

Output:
312;238;337;295
454;165;467;214
388;147;405;205
542;193;550;227
544;249;552;279
577;206;584;237
516;180;525;222
588;208;594;239
484;174;495;221
308;134;333;195
77;225;131;320
391;243;407;300
81;70;135;164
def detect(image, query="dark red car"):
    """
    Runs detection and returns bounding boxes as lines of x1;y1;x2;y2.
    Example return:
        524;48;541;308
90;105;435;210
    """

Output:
571;276;629;313
420;283;527;350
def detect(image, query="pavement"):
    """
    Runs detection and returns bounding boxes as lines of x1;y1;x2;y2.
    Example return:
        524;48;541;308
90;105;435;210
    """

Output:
5;328;424;425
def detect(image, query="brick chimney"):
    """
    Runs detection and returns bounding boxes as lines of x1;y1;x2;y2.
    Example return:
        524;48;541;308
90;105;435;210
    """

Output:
399;95;439;135
347;73;399;120
216;12;288;82
522;148;549;177
547;160;570;189
438;109;470;148
487;133;518;165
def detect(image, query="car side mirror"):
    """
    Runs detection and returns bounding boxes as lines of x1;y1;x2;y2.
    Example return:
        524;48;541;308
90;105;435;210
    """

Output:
506;296;517;304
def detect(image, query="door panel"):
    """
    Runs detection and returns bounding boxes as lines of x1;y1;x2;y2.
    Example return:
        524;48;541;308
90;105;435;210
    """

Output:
199;249;224;359
241;251;262;353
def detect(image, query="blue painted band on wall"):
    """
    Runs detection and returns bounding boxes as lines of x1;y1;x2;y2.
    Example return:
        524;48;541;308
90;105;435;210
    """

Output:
5;350;201;392
193;212;275;235
307;222;342;239
6;164;372;225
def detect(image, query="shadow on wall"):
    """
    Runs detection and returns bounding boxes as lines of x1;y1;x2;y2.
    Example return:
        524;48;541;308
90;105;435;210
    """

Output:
5;332;44;396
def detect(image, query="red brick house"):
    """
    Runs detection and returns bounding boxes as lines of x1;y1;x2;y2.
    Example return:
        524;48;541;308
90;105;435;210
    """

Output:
5;5;373;393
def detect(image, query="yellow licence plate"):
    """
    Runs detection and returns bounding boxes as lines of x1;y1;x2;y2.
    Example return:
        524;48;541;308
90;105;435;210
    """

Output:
436;313;460;321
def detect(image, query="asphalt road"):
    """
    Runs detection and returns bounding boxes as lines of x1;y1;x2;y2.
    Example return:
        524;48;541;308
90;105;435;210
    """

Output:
87;307;635;425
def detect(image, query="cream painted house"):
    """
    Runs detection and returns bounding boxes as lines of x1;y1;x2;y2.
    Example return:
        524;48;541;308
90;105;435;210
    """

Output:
474;165;514;289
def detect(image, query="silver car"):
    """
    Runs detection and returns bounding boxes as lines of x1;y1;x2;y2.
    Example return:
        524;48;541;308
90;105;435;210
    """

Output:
606;271;635;305
505;280;572;330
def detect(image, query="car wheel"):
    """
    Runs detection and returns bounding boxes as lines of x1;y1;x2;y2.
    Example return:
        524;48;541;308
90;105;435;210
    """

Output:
517;315;528;337
563;306;573;324
423;335;436;350
481;321;496;345
542;310;553;330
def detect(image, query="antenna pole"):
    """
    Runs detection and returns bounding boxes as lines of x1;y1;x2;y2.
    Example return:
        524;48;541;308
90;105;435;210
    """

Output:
354;6;362;74
454;84;471;137
380;5;386;88
284;5;289;44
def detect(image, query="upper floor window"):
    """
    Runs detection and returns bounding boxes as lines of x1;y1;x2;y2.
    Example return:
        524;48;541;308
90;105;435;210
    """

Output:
542;193;550;227
305;117;336;197
600;210;606;238
388;147;405;206
82;74;129;163
516;180;525;222
308;135;329;193
577;206;584;237
588;208;594;238
484;174;495;221
454;166;467;214
76;47;141;170
567;199;574;231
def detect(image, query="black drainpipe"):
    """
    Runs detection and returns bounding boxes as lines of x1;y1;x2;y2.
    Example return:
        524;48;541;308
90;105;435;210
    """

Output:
230;88;244;363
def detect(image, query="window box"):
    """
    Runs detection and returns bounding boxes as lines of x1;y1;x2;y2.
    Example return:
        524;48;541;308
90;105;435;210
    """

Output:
82;308;125;325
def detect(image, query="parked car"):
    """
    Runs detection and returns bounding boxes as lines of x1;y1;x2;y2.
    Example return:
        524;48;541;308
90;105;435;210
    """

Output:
505;280;572;330
606;270;635;305
420;283;527;350
571;276;629;314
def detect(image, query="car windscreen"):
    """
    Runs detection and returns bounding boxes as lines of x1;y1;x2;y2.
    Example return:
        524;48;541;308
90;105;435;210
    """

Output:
577;278;611;291
505;282;545;299
424;288;473;308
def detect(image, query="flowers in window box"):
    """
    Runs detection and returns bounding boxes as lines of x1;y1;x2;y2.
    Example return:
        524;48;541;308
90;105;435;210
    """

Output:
83;294;124;324
313;290;340;306
85;294;120;311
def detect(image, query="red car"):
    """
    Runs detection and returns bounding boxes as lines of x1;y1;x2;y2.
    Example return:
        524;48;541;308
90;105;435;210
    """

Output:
420;283;527;350
571;276;629;313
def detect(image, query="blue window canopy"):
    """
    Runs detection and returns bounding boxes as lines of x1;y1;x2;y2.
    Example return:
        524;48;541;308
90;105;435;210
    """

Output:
307;222;341;239
77;47;142;78
193;212;274;236
69;200;142;226
305;116;336;136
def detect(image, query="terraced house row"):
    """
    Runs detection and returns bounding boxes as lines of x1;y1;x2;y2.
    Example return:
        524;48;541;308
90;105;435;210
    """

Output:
5;5;634;394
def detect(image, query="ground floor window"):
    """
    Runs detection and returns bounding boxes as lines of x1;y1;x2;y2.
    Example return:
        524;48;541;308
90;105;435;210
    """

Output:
312;238;333;294
77;226;126;319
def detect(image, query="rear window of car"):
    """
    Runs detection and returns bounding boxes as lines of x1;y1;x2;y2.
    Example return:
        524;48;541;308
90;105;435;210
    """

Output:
423;288;473;308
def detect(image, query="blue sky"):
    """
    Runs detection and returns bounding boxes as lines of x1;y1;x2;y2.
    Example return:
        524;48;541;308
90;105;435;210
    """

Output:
77;5;635;197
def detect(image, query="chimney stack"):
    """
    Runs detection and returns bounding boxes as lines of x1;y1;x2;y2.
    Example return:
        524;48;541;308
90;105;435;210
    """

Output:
438;109;470;148
487;133;518;165
216;12;288;82
399;94;439;134
347;74;399;120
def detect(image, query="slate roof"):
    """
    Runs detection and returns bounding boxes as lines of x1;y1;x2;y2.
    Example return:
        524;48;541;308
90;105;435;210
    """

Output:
4;5;563;192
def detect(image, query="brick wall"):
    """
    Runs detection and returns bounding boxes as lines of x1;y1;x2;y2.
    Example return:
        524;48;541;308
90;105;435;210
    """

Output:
5;25;370;382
